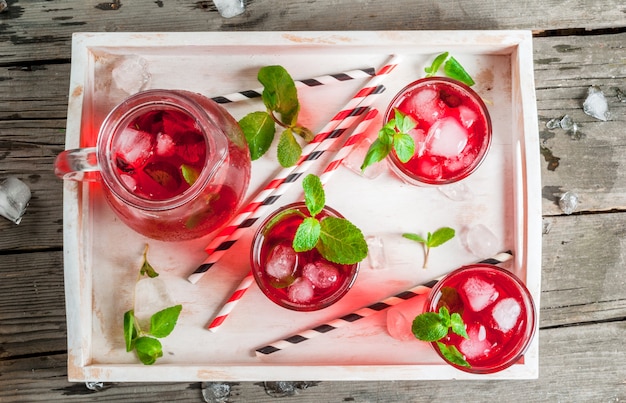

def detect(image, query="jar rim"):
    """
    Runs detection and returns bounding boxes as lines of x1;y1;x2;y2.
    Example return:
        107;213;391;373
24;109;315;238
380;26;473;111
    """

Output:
97;89;228;210
385;77;492;186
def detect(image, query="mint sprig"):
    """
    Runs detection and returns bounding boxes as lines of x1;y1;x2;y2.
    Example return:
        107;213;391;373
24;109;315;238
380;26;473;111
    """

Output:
291;174;368;265
124;245;182;365
239;66;314;167
412;306;470;368
425;52;475;87
360;108;416;172
403;227;455;268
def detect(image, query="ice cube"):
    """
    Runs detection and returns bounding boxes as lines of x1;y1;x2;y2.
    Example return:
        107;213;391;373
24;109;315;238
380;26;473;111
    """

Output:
426;117;468;158
559;191;578;215
287;277;315;303
114;126;154;170
492;297;521;333
342;137;385;179
462;276;499;312
212;0;245;18
302;261;339;288
156;132;176;157
437;182;474;201
265;243;297;280
458;105;478;128
583;86;610;121
365;235;387;270
416;157;442;180
409;89;443;125
0;177;31;224
458;323;492;360
409;128;427;157
119;173;137;192
386;297;424;341
111;56;151;95
463;224;500;258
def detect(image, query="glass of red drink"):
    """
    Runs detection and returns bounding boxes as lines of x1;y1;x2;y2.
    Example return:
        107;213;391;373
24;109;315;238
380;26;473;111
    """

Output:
386;77;492;186
250;203;359;311
55;89;251;241
424;264;536;373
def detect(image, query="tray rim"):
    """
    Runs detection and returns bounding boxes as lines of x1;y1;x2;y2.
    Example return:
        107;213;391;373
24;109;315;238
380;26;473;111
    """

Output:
63;30;542;382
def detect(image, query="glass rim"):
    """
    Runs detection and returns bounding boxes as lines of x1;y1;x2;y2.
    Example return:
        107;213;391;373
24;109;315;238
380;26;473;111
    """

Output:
424;263;537;374
385;76;493;186
250;202;360;312
98;89;228;210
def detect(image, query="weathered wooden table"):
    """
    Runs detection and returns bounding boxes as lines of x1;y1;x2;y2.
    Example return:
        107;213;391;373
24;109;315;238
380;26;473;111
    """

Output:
1;1;624;401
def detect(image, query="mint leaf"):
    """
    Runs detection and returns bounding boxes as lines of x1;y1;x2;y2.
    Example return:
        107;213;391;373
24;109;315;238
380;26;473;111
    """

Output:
258;65;300;126
293;217;321;252
428;227;455;247
277;128;302;167
140;247;159;278
438;306;451;328
360;138;392;171
239;111;276;160
450;312;469;339
149;304;182;338
180;164;200;186
302;174;325;217
123;310;138;352
394;108;417;133
412;312;448;342
436;341;470;367
292;125;315;142
317;217;368;264
134;336;163;365
393;132;415;163
402;233;427;244
425;52;449;77
402;226;455;268
444;56;475;86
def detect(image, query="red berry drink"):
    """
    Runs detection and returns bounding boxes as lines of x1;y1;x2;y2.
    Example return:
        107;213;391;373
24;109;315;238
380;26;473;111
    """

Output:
425;264;536;373
251;203;359;311
386;77;491;185
99;90;251;241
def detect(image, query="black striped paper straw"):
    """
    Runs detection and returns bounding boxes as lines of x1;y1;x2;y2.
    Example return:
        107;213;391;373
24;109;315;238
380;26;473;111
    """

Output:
254;251;513;356
210;68;375;104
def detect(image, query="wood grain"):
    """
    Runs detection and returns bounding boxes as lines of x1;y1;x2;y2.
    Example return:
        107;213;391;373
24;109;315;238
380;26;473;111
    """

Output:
1;0;625;400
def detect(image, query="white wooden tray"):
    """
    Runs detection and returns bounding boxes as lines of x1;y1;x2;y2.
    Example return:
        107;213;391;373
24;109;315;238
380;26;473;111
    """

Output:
62;31;542;382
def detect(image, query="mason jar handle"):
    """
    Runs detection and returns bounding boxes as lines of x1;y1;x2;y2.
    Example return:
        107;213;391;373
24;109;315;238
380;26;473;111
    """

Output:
54;147;100;181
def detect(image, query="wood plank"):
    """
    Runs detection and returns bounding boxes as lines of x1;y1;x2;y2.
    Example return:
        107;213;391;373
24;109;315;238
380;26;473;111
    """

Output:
533;32;626;215
541;213;626;327
0;251;67;359
0;1;625;64
0;120;65;250
1;322;624;402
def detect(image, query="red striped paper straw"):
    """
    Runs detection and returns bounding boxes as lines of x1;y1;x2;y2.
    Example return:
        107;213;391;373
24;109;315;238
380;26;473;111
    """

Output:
255;251;514;355
187;54;402;285
211;68;375;104
205;108;382;332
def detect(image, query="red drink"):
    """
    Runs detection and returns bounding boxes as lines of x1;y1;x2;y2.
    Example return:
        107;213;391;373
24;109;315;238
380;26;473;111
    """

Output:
386;77;491;185
425;264;536;373
98;90;251;241
251;203;359;311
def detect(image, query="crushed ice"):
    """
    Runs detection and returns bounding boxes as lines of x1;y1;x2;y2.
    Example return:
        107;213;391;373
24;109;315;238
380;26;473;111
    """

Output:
111;55;151;95
212;0;245;18
265;243;298;280
559;191;578;215
0;177;31;224
462;277;499;312
492;297;521;333
583;86;610;121
302;261;338;288
463;224;499;258
288;277;315;303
